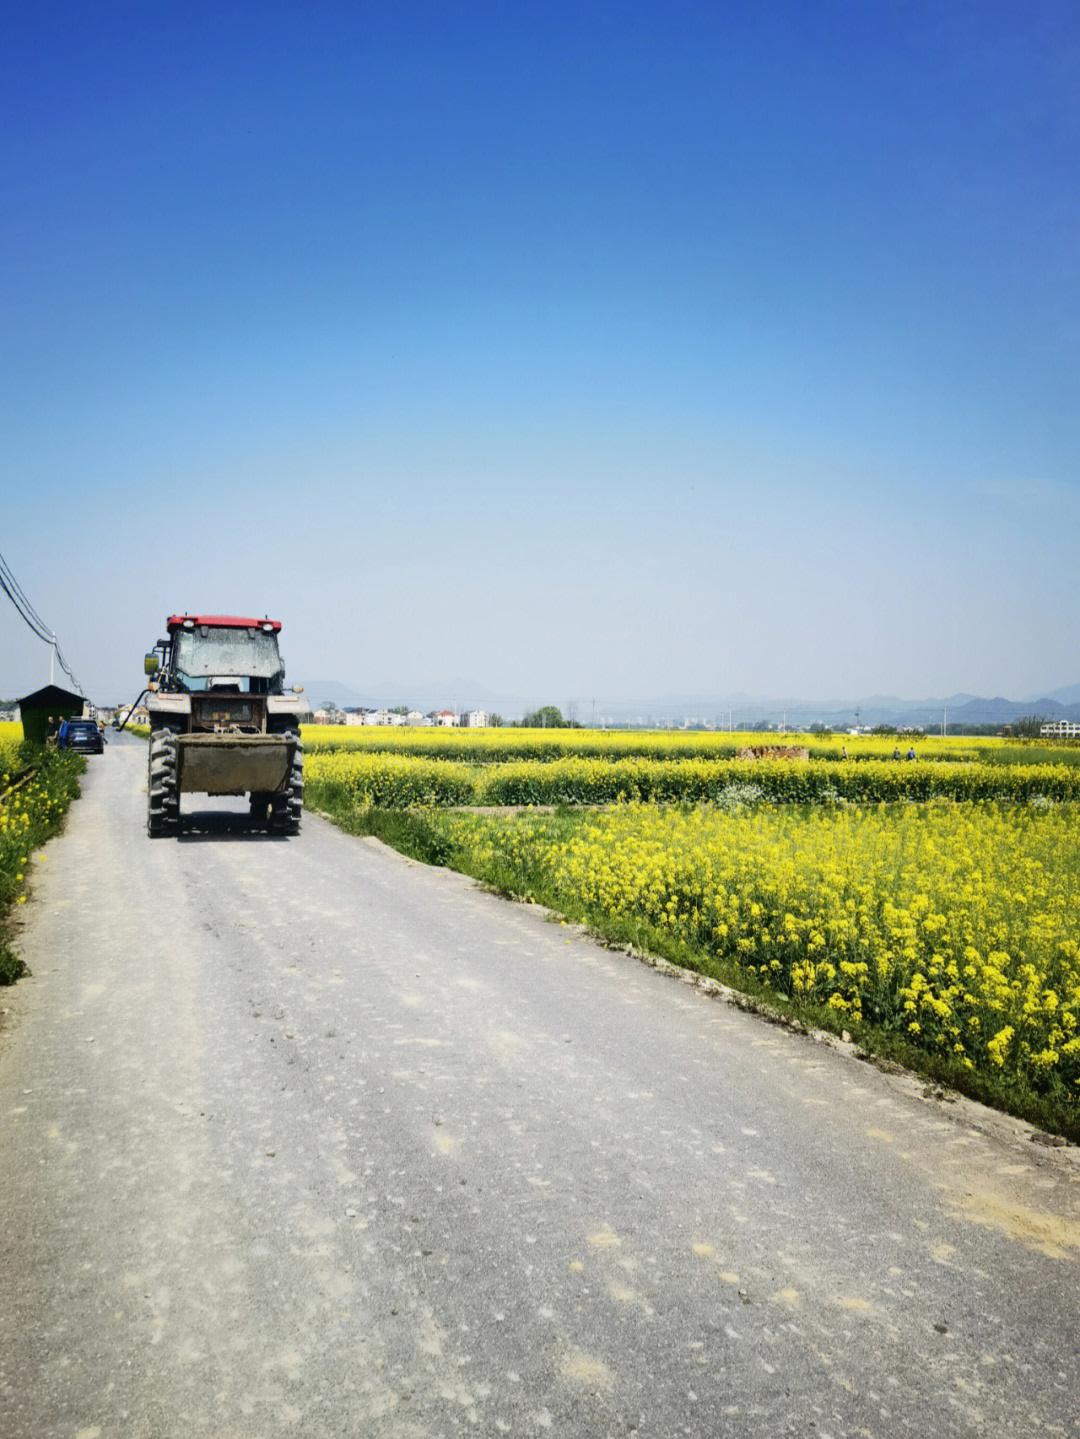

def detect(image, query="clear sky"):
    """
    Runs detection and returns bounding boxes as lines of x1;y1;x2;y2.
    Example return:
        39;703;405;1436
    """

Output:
3;1;1078;709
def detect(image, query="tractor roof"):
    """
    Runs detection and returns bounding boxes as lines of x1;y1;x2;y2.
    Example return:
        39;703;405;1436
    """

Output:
167;615;282;632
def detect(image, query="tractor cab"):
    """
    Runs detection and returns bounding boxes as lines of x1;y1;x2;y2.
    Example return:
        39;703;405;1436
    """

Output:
147;616;286;696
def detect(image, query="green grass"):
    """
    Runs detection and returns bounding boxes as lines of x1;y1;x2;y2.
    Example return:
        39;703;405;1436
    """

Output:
983;744;1080;767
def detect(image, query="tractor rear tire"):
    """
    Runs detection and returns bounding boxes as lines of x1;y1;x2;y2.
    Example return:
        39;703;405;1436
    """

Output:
147;728;180;837
269;730;303;836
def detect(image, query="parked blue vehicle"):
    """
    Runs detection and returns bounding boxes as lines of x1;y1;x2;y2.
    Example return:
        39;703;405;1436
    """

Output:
57;718;104;754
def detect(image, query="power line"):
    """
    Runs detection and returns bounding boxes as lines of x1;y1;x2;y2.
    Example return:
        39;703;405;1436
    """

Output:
0;550;84;696
0;552;51;642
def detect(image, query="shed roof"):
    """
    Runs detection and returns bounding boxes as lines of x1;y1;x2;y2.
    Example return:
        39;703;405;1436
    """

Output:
18;684;84;710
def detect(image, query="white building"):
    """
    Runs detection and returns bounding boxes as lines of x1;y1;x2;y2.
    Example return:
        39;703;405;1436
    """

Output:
1040;720;1080;737
461;710;487;728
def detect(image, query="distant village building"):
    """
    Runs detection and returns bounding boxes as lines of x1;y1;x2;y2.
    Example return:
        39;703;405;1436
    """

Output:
1041;720;1080;737
308;702;488;728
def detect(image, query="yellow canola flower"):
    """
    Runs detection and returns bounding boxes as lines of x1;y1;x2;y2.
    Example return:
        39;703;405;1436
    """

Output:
437;798;1080;1098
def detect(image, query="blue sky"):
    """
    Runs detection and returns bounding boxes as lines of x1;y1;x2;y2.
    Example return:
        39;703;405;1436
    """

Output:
3;1;1078;709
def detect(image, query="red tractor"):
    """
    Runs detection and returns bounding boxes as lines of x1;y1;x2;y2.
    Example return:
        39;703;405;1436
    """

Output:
143;615;310;837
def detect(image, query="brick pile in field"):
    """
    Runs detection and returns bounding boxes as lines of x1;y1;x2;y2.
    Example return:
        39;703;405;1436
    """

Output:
735;745;810;761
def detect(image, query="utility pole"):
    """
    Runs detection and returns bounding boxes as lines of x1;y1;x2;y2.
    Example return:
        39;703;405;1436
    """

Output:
50;634;56;686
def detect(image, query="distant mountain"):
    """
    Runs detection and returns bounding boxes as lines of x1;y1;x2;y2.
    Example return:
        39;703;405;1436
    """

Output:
935;696;1033;726
945;695;1080;726
594;690;1080;730
292;680;1080;728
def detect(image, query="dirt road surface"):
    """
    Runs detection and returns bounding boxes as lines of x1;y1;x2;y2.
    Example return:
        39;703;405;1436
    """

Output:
2;736;1079;1437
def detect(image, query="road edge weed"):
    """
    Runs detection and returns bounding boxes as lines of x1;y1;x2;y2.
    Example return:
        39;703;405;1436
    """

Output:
0;748;84;985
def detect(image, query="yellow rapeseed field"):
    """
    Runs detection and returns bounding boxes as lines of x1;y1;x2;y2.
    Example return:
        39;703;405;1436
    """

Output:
430;800;1080;1107
302;724;999;764
0;720;24;782
305;727;1080;1110
305;747;1080;807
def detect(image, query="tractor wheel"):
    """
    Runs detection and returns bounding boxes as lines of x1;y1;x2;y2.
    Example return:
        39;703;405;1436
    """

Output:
269;729;303;836
147;728;180;837
249;792;272;828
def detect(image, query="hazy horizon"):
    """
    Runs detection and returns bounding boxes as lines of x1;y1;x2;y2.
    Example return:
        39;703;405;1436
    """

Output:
4;4;1078;704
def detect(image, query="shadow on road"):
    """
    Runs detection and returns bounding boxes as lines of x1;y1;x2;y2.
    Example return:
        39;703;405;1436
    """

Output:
174;810;293;842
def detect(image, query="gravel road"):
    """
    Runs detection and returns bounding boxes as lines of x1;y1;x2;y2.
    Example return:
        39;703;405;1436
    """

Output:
1;735;1079;1438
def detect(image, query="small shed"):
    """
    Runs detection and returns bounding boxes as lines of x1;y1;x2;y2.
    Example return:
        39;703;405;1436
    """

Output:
18;684;84;747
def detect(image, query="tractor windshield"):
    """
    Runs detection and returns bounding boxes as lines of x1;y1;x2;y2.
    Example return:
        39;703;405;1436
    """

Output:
172;626;283;692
